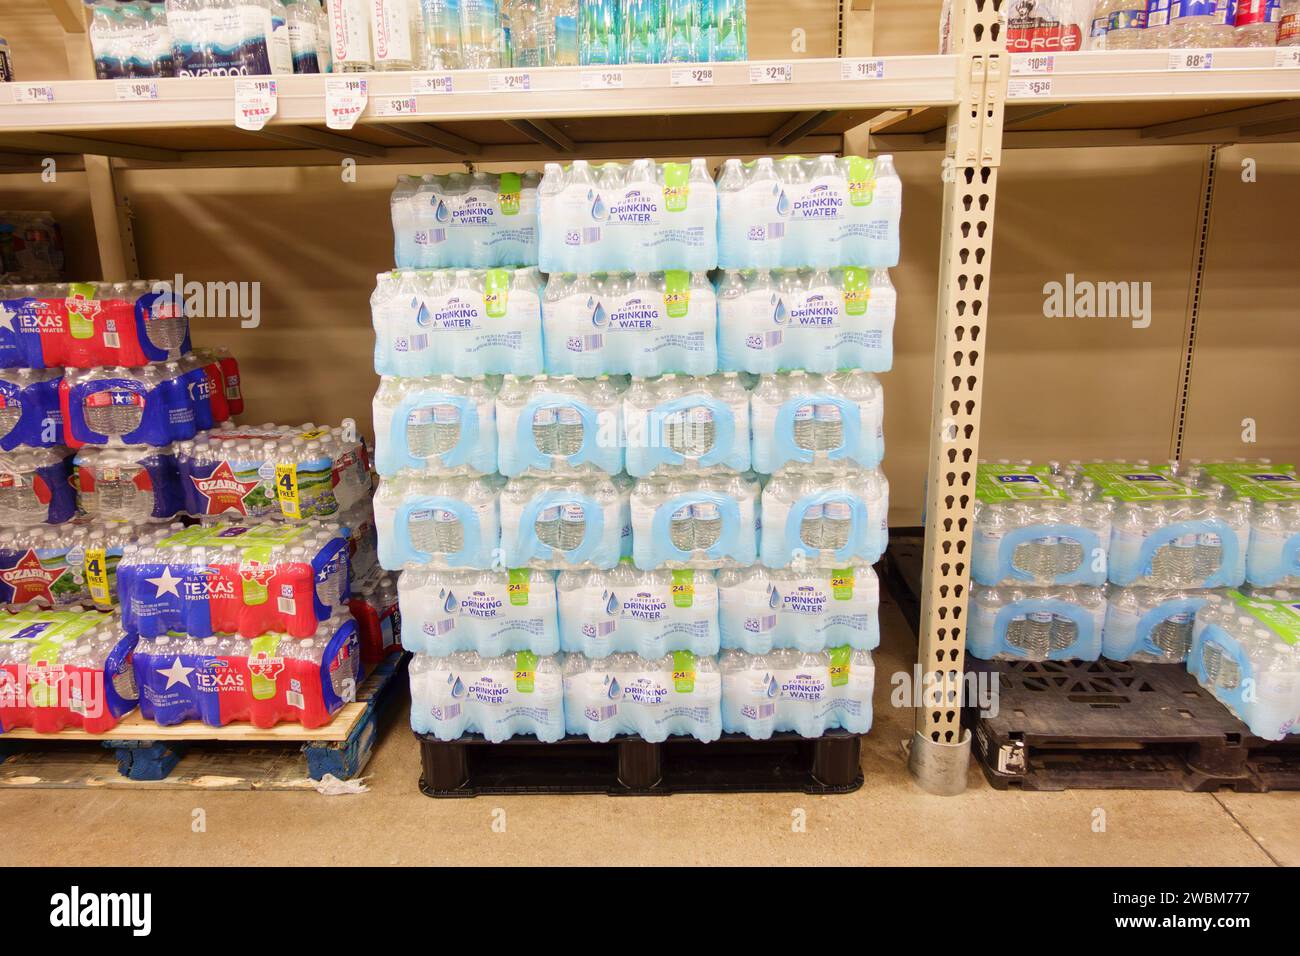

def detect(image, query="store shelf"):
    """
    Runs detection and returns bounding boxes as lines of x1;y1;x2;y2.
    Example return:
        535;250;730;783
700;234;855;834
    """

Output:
0;56;959;167
873;48;1300;149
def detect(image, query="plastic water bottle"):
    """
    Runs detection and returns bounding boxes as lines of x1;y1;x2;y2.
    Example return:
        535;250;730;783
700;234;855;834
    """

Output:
968;585;1107;661
631;472;760;570
326;0;373;70
562;650;721;742
1281;0;1300;43
1167;0;1235;46
460;0;503;68
1233;0;1282;44
499;475;629;569
663;0;697;61
418;0;463;67
623;0;664;61
410;650;565;742
714;0;745;59
371;0;423;70
1102;586;1207;662
580;0;621;64
285;0;326;71
1088;0;1151;49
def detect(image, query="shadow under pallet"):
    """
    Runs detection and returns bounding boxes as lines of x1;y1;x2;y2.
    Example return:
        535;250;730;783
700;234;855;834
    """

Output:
0;655;408;790
417;729;867;797
966;658;1300;793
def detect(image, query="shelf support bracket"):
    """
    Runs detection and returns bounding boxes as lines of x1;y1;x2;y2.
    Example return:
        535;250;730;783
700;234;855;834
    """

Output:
908;0;1007;796
506;119;575;153
768;110;839;148
251;126;389;159
371;122;478;156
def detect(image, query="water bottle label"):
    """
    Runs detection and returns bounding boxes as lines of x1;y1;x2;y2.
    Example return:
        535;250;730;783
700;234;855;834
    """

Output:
692;502;719;520
779;667;827;702
1199;462;1300;502
609;184;661;225
828;646;852;686
976;463;1070;503
483;269;509;319
671;569;696;607
831;568;854;600
1170;0;1221;19
790;177;847;223
663;271;691;319
788;289;841;328
497;172;522;216
824;500;852;520
662;163;690;214
843;267;870;316
672;650;696;692
846;157;876;207
1108;9;1149;30
507;567;531;605
514;651;537;693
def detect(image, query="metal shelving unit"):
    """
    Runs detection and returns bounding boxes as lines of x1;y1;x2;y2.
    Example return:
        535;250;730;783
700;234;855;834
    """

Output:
3;0;1299;794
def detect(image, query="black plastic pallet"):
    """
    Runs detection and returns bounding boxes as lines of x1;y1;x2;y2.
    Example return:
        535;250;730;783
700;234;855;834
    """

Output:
417;729;866;797
880;528;923;636
967;658;1300;792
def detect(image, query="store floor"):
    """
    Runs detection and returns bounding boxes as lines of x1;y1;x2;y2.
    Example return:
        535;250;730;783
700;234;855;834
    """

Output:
3;593;1297;867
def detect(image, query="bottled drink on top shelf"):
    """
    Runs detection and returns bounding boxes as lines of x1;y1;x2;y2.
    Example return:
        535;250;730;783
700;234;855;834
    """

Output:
373;375;498;477
496;374;623;478
630;472;760;570
972;461;1113;587
1232;0;1282;45
285;0;329;72
1281;0;1300;43
420;0;464;68
542;271;717;377
499;474;630;569
968;584;1107;661
713;0;746;60
1188;591;1300;740
622;0;665;62
579;0;621;64
410;650;566;741
371;0;424;70
1167;0;1235;46
750;370;884;474
623;372;750;477
720;646;874;739
557;560;720;658
717;563;880;653
1087;0;1151;49
562;650;721;742
374;473;502;570
1101;585;1214;662
327;0;374;70
399;566;560;655
759;467;890;569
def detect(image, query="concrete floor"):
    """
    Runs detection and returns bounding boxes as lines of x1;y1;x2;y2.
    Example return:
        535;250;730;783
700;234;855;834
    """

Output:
3;594;1297;867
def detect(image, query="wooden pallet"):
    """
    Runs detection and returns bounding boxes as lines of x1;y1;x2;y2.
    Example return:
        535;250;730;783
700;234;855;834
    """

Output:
0;654;407;790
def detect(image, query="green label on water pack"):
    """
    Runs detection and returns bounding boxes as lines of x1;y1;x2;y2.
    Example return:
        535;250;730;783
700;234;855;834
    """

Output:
498;172;521;216
975;463;1068;504
508;568;530;606
843;266;870;316
160;522;310;551
249;634;284;700
1230;592;1300;646
484;268;509;318
831;568;854;601
847;155;876;207
664;270;690;318
66;281;97;339
1202;462;1300;502
672;650;696;693
671;569;695;608
240;544;272;606
514;650;537;692
829;645;851;686
1081;462;1203;502
662;162;689;213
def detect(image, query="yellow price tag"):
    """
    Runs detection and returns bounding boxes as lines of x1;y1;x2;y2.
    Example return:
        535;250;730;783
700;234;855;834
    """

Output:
85;547;110;607
275;463;301;518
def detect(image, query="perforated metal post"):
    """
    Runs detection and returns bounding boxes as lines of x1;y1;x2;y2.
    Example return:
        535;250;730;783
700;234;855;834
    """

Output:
907;0;1007;795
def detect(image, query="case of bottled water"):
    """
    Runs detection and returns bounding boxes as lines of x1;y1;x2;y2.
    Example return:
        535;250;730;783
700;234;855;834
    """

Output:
374;473;502;570
0;609;138;734
1188;591;1300;741
133;612;362;730
176;422;371;520
0;280;190;369
373;375;498;477
1060;461;1250;589
0;521;151;611
968;584;1106;661
116;520;350;638
392;171;541;269
409;650;566;741
496;374;623;477
562;650;722;742
972;461;1112;587
72;445;185;522
716;155;902;269
1102;585;1213;663
720;647;874;739
398;567;559;656
1183;460;1300;588
0;368;63;450
371;268;545;377
556;561;720;658
717;564;879;652
630;472;760;569
538;159;718;273
348;567;402;675
500;475;630;569
624;372;750;477
542;271;717;377
750;370;883;474
716;268;895;374
0;447;77;526
759;468;889;568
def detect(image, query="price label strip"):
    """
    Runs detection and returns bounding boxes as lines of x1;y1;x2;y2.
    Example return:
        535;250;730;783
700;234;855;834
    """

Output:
670;66;714;86
13;84;54;104
371;95;419;117
412;74;454;95
581;70;624;90
750;63;793;84
234;79;277;131
1276;48;1300;68
326;77;368;130
1168;50;1214;71
489;72;532;92
1010;53;1055;75
840;58;886;80
115;80;158;101
1007;77;1053;98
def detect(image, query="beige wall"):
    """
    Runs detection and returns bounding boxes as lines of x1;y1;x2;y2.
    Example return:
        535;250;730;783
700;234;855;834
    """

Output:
3;0;1297;526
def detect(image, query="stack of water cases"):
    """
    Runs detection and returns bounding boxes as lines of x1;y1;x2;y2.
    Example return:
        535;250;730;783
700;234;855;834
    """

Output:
376;152;899;746
969;459;1300;740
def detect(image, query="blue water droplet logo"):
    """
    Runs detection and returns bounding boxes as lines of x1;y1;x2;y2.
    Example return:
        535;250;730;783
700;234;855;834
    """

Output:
772;298;788;326
776;190;791;216
591;301;608;328
415;300;432;328
591;193;608;221
607;676;622;700
765;673;779;698
434;199;450;223
605;591;619;615
768;585;781;610
451;675;467;698
444;590;458;614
